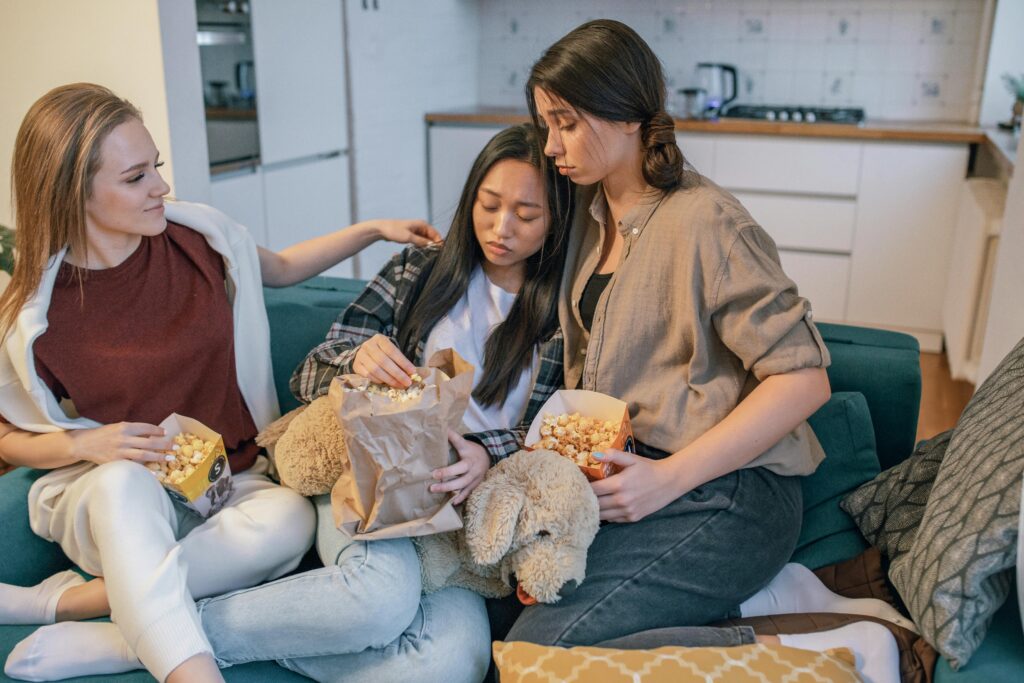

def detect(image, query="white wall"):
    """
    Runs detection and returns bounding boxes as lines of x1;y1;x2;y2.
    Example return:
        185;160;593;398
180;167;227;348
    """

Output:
977;140;1024;383
345;0;479;278
0;1;175;226
479;0;989;122
978;0;1024;126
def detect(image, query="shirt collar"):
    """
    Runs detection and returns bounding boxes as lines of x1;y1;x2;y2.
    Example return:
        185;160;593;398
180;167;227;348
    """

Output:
587;185;665;237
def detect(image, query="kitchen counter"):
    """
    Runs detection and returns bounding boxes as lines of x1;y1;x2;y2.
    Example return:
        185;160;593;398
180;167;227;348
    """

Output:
425;107;1014;172
205;106;257;121
982;127;1019;176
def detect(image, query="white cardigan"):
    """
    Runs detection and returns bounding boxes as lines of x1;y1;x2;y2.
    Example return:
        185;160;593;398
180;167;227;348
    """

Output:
0;201;280;538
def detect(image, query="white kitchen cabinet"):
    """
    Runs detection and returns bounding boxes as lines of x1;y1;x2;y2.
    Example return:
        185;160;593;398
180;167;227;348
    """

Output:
778;251;851;322
209;167;267;246
732;192;856;253
428;125;504;231
263;154;354;278
714;136;862;197
249;0;347;166
846;142;970;348
943;178;1005;382
676;134;715;177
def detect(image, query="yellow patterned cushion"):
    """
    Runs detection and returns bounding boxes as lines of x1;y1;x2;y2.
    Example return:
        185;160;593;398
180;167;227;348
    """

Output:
492;641;861;683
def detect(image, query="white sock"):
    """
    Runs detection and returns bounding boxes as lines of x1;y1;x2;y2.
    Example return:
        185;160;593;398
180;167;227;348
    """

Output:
4;622;142;682
779;622;900;683
739;563;917;633
4;622;142;679
0;572;85;625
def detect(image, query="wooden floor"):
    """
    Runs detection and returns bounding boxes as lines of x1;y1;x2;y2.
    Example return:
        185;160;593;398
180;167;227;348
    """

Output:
0;351;975;478
917;351;974;442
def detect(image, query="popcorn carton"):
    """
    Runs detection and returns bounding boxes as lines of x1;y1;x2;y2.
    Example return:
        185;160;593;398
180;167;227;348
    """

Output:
150;414;233;518
525;390;635;481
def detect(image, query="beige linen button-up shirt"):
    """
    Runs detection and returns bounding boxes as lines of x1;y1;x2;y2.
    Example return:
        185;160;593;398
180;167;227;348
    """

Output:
558;178;830;476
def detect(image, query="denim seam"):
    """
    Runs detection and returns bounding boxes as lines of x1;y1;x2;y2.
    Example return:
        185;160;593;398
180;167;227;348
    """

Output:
554;474;744;646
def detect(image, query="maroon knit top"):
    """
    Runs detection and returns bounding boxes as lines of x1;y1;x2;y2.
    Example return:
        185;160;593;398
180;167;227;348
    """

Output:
34;222;260;472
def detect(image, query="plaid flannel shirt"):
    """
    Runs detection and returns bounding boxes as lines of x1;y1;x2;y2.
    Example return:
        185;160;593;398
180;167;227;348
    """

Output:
290;245;564;464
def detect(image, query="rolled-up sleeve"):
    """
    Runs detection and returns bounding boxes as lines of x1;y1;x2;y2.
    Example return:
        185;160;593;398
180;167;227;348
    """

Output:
711;225;831;381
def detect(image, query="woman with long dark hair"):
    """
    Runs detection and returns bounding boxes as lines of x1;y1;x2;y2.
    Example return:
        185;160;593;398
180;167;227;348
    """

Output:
508;20;903;683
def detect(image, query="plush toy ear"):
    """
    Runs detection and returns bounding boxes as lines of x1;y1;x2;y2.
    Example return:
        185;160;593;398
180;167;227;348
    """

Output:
465;478;526;566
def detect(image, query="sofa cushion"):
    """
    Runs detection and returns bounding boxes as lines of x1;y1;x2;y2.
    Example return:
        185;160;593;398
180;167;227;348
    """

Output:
792;391;880;569
889;337;1024;669
932;586;1023;683
263;277;366;412
839;429;950;569
0;468;70;585
816;323;920;471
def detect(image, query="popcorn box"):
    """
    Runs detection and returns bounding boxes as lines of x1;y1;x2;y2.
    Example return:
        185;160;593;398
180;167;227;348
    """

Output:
155;414;233;518
525;390;635;481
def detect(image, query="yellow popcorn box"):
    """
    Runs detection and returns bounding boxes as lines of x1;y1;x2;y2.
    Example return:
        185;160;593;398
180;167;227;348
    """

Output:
154;413;233;518
525;390;635;482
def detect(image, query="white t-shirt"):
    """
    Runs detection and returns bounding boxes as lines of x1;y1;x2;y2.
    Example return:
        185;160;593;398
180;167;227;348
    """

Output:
423;266;537;433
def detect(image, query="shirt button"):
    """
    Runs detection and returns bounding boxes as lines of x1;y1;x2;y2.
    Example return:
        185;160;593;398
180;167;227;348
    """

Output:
579;348;586;356
631;228;639;235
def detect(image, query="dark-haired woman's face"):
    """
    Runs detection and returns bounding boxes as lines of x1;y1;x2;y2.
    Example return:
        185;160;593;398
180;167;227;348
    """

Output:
533;87;640;187
472;158;550;292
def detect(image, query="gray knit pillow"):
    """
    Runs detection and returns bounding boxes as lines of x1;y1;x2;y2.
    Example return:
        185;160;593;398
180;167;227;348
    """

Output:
889;337;1024;669
840;430;949;567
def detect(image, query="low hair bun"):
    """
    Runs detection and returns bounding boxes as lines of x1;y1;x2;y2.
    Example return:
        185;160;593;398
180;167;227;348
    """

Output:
641;111;685;192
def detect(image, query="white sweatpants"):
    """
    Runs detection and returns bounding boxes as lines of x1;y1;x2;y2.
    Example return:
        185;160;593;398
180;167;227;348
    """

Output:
26;457;315;682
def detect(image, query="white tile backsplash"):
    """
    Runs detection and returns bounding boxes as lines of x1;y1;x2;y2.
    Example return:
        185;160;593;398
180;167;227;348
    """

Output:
479;0;987;121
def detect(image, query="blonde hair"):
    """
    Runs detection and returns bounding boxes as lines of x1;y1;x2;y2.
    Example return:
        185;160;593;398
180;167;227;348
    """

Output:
0;83;141;336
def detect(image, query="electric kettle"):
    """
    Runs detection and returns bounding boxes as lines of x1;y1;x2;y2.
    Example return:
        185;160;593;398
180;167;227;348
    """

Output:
695;63;738;118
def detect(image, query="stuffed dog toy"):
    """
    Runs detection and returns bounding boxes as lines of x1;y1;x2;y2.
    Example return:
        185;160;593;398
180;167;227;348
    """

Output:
258;396;599;603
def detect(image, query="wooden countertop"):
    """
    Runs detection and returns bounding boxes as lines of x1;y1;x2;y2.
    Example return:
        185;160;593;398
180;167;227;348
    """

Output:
425;107;985;142
205;107;257;121
426;107;1014;170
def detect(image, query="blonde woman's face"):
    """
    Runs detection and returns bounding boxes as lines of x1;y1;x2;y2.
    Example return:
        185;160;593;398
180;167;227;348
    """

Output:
85;118;170;243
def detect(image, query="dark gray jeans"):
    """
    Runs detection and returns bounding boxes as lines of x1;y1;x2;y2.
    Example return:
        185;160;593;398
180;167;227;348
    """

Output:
504;467;801;648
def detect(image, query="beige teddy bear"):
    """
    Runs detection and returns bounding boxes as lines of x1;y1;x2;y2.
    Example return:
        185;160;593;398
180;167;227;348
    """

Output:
259;398;600;603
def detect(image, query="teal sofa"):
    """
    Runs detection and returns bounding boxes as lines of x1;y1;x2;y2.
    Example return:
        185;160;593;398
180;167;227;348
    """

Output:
0;276;1020;682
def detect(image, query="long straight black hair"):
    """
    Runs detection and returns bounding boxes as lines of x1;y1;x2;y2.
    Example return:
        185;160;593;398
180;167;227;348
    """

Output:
398;124;572;407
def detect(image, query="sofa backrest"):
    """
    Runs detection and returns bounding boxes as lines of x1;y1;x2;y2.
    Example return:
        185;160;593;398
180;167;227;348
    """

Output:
816;323;921;471
264;280;923;470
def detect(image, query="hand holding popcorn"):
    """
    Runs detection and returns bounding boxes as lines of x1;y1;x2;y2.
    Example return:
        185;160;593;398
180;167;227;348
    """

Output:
146;432;217;485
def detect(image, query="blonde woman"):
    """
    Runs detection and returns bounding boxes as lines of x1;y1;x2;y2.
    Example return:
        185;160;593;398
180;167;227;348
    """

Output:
0;83;438;683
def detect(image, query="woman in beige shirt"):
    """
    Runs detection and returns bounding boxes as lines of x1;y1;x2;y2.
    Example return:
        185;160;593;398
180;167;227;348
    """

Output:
502;19;903;683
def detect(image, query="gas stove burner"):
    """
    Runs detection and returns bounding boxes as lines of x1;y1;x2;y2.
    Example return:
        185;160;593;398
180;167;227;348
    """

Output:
722;105;865;124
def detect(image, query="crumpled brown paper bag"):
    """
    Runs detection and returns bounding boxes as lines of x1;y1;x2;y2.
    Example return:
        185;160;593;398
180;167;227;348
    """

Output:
329;349;474;540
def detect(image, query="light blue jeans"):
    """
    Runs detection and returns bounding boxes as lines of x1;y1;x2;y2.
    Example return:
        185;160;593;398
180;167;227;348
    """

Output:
195;495;490;683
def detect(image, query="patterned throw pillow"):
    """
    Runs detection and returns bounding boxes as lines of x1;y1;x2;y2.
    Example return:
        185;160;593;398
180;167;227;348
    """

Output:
492;641;860;683
889;337;1024;669
839;430;950;567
